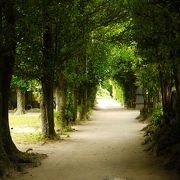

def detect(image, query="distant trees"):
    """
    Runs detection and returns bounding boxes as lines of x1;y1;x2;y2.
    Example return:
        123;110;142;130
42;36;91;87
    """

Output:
11;76;31;114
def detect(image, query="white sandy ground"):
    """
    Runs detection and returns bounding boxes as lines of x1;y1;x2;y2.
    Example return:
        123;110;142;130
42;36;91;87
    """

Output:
5;98;180;180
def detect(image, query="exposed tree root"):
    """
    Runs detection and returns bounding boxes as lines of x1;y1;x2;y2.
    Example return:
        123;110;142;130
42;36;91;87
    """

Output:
0;151;47;178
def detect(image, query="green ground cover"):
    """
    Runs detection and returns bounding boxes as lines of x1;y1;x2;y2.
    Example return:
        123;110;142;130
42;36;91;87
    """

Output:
9;113;42;143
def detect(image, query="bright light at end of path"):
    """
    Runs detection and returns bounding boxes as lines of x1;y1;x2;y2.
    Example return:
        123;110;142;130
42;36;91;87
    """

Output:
95;97;122;109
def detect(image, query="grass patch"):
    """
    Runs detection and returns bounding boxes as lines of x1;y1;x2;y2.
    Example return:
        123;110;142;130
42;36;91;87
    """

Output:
9;113;42;144
9;112;72;143
11;132;43;144
9;113;41;129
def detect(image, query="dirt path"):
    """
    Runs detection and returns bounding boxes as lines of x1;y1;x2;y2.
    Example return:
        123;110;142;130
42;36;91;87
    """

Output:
7;99;180;180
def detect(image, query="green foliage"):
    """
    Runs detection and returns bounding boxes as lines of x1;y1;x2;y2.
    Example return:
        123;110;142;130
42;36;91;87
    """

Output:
111;80;124;104
54;110;73;132
65;91;74;123
54;111;64;129
12;132;43;144
96;87;111;98
101;80;112;96
11;75;29;91
9;113;41;129
152;103;163;126
128;0;180;170
28;80;42;103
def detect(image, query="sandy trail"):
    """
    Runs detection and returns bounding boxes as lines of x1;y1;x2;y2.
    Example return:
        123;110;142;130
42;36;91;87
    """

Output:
7;98;180;180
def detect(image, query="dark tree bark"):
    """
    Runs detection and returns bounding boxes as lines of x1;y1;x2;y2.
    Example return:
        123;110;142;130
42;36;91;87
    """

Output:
41;80;55;139
174;61;180;125
56;74;67;125
79;84;88;121
0;1;22;176
87;84;97;110
72;88;78;122
41;5;56;139
15;87;25;115
0;43;12;177
159;64;174;122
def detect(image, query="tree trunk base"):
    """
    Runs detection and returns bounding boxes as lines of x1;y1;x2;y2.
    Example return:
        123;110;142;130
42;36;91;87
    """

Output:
0;159;13;178
0;150;47;178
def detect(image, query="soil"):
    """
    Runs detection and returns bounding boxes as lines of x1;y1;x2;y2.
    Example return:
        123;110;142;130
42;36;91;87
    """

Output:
5;98;180;180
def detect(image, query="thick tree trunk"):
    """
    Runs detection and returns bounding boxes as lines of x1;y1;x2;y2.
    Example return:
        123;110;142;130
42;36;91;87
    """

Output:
86;83;97;110
15;87;25;115
0;51;12;177
41;80;56;139
0;1;48;176
0;1;21;174
174;61;180;125
0;139;12;177
41;3;56;139
56;74;67;125
1;37;19;158
0;1;15;176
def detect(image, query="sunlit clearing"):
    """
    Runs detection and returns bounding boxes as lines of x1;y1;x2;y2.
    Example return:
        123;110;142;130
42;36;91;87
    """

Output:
95;97;122;109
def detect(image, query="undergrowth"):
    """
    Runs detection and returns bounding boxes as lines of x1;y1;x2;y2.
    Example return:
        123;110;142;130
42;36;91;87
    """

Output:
141;104;180;171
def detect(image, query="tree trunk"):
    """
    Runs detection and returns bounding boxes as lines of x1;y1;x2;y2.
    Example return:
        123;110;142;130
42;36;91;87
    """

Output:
72;88;78;122
79;85;87;121
56;74;67;126
141;89;148;117
159;64;173;122
40;94;48;137
41;3;56;139
41;80;56;139
15;87;25;115
174;61;180;125
0;1;22;176
55;85;61;112
0;51;12;177
87;84;97;110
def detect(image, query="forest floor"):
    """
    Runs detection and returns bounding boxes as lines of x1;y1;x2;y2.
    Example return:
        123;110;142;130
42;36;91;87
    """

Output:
6;98;180;180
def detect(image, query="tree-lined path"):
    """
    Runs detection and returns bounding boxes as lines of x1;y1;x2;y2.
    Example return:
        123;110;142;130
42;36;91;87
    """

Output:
6;99;179;180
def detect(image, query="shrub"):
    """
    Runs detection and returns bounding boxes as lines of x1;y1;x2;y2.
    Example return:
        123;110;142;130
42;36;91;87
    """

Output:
152;103;163;126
